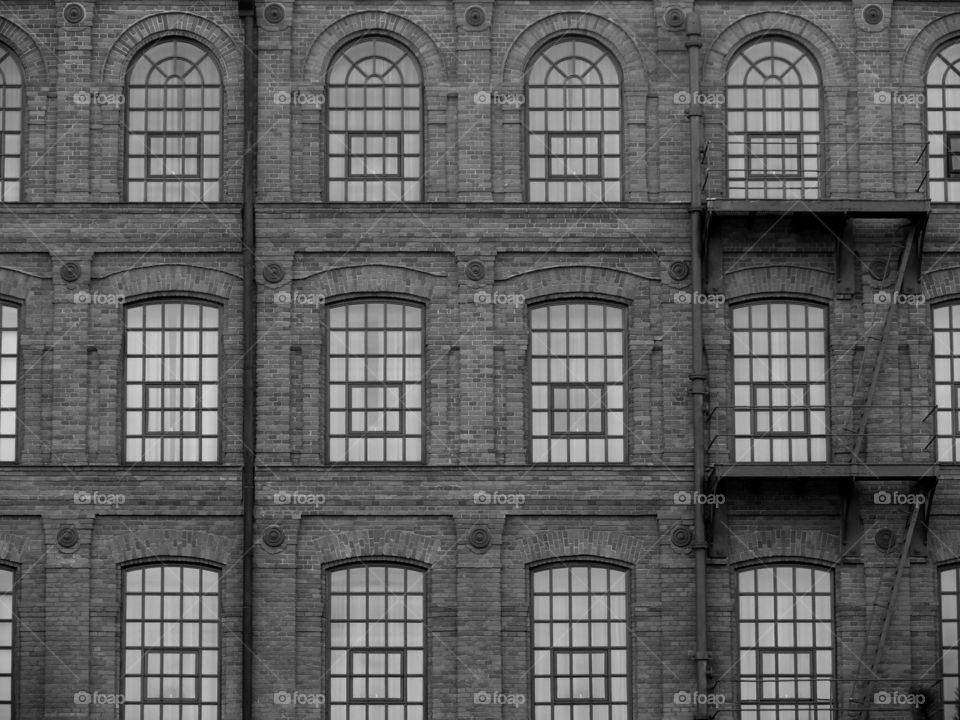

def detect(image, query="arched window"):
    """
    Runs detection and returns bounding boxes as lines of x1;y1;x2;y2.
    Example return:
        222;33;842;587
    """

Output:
126;39;223;202
732;302;828;462
124;301;220;463
0;43;23;202
531;564;629;719
327;37;423;202
122;564;220;716
926;42;960;202
526;38;622;202
530;301;625;463
726;39;821;199
737;566;834;720
328;563;425;718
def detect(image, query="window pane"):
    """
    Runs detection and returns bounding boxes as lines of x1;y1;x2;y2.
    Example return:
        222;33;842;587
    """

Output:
125;303;219;462
0;306;17;462
127;40;222;202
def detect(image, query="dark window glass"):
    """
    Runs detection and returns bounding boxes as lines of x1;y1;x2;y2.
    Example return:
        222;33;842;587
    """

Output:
328;302;423;462
531;565;628;719
526;39;621;202
732;302;828;462
126;40;222;202
328;565;425;720
531;303;624;462
122;565;220;718
125;302;220;463
726;39;820;199
327;38;422;202
738;566;834;720
0;305;16;462
0;44;22;202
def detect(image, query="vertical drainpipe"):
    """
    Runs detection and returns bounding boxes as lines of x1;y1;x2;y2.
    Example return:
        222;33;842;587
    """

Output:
238;2;258;720
685;11;711;720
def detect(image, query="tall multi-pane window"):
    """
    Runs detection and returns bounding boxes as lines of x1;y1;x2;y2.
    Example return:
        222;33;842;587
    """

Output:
125;302;220;463
933;304;960;461
530;302;625;463
0;44;22;202
942;567;960;720
0;568;12;719
927;42;960;203
126;39;222;202
122;565;220;719
327;37;422;202
328;301;423;463
738;566;834;720
726;39;821;199
732;302;828;462
0;304;16;463
328;564;425;720
526;38;622;202
531;564;629;720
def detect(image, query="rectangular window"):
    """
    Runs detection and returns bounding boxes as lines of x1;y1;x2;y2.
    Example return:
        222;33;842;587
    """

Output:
329;565;425;719
328;302;423;462
0;304;17;462
532;565;628;720
933;305;960;461
738;566;834;720
732;302;828;462
947;133;960;179
942;568;960;720
0;569;12;720
125;302;220;463
531;303;625;463
123;566;219;718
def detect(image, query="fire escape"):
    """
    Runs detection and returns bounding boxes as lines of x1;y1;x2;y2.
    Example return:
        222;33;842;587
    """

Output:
698;139;938;719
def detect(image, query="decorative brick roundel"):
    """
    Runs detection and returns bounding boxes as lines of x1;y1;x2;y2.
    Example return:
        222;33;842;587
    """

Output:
263;263;285;283
671;526;693;548
468;526;491;550
664;7;686;30
57;526;79;549
863;5;884;25
668;260;690;281
465;6;486;27
265;3;285;24
64;3;85;23
60;262;82;282
465;259;486;281
262;525;286;548
874;527;896;552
